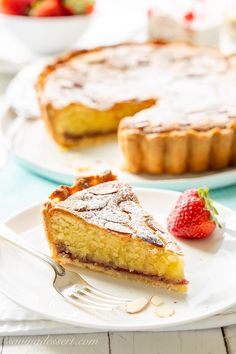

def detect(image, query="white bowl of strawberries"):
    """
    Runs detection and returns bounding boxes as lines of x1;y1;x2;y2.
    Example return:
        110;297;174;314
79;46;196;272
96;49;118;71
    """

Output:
0;0;94;54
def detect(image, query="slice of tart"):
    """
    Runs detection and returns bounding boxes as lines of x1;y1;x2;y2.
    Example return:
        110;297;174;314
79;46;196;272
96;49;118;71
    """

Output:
42;171;188;293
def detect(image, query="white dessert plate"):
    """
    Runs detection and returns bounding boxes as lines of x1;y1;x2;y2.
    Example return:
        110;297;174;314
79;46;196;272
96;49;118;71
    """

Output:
1;188;236;331
2;61;236;191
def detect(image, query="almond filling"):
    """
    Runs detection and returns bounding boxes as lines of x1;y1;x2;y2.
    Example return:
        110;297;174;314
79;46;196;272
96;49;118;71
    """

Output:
56;243;188;286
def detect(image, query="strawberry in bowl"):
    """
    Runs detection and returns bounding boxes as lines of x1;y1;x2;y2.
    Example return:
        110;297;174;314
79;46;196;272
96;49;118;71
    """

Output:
29;0;73;17
0;0;95;54
0;0;34;15
0;0;95;16
167;187;221;240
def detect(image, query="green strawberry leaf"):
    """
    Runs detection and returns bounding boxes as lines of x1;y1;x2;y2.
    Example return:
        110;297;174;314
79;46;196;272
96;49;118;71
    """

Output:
198;187;222;228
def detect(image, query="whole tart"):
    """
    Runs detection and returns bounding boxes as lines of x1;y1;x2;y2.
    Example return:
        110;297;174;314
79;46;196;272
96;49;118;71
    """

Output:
36;41;236;174
42;170;188;293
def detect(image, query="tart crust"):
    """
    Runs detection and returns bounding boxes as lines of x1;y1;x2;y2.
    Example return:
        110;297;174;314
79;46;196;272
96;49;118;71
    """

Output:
118;123;236;174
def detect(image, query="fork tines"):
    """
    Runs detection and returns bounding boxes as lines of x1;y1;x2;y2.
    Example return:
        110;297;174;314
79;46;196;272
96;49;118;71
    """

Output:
64;284;131;310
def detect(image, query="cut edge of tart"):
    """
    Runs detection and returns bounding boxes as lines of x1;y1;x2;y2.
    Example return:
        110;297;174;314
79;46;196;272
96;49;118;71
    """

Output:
42;170;188;293
36;45;156;148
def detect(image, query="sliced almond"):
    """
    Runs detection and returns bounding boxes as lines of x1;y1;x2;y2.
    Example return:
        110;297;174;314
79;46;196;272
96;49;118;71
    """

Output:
119;200;144;215
155;305;175;318
125;297;149;314
151;295;163;307
105;221;133;234
91;184;118;195
86;198;108;210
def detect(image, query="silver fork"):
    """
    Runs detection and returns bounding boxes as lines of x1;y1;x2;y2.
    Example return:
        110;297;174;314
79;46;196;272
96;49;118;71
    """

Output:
0;222;131;311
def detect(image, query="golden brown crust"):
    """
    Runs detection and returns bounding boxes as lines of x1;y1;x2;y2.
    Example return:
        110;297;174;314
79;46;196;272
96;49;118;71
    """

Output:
44;170;116;208
118;124;236;174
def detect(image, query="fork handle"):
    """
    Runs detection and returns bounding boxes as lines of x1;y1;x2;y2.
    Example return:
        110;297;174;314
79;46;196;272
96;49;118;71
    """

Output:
0;222;65;276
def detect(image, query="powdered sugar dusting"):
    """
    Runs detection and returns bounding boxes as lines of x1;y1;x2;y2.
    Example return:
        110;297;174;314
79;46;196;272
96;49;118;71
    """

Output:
56;180;182;254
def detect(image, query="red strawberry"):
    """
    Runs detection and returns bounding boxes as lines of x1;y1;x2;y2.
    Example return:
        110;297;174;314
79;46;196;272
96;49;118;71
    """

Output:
167;187;221;240
0;0;33;15
31;0;71;17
